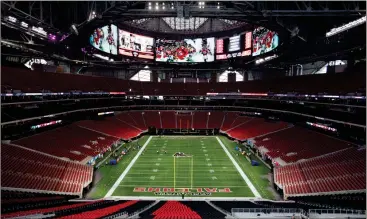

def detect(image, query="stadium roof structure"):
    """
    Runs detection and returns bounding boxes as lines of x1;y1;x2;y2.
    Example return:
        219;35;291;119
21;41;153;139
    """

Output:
2;1;365;35
1;1;366;69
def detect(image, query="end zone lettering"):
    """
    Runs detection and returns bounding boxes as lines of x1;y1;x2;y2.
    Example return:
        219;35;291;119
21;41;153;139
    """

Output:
133;187;232;193
154;192;211;196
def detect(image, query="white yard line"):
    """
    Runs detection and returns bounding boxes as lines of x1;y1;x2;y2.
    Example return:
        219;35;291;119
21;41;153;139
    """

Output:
216;136;262;198
104;136;153;197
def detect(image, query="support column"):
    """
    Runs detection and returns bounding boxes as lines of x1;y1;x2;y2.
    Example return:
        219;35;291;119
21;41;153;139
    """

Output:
151;70;158;82
243;71;248;82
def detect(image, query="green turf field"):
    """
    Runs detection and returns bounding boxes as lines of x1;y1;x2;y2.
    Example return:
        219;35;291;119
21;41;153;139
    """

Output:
89;135;274;199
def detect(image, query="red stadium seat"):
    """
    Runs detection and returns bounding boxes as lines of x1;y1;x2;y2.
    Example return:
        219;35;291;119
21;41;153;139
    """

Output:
14;124;118;161
152;201;201;219
256;127;355;163
1;144;93;195
274;147;366;197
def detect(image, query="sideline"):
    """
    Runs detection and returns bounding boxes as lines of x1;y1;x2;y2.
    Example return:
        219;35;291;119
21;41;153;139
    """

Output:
96;143;126;168
216;137;262;198
104;136;153;197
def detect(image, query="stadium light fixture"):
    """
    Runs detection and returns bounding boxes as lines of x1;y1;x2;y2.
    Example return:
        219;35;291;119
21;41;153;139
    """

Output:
149;2;151;5
149;6;152;10
198;2;205;8
21;21;28;28
7;16;17;23
155;5;159;10
255;54;278;65
326;16;366;37
32;26;47;36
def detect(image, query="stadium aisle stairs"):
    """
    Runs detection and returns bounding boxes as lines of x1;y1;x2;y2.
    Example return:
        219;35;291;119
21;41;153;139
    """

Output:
184;201;225;219
138;201;166;218
103;201;154;218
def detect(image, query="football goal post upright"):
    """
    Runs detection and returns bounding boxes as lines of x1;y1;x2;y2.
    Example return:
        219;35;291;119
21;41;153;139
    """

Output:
173;155;176;189
191;155;193;189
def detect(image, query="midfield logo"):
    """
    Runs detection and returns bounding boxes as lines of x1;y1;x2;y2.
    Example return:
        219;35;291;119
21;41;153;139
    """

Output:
133;187;232;196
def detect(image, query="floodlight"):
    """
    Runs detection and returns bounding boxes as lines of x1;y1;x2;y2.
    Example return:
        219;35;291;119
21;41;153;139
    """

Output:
326;16;366;37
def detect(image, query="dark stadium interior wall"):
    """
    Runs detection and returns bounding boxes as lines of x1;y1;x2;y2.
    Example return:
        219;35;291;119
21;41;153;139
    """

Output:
74;66;131;79
2;96;364;127
1;110;102;140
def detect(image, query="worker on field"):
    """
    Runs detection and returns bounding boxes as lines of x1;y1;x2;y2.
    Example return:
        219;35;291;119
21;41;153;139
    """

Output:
157;150;159;154
164;150;167;154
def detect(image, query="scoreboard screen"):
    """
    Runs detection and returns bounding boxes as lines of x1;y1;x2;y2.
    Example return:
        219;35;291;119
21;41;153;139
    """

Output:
252;27;279;56
215;32;252;60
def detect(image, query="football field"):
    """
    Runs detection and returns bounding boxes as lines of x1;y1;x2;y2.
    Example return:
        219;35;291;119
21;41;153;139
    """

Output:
103;136;262;198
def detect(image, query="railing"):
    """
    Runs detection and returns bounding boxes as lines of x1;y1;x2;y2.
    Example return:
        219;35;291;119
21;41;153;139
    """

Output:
102;211;128;219
232;208;302;214
128;200;159;218
309;209;366;215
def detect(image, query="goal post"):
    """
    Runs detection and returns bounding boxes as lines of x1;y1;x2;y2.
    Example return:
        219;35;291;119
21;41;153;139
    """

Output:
173;155;194;189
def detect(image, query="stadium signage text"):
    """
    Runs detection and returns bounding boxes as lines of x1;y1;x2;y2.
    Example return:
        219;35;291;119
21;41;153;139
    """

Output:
134;187;232;196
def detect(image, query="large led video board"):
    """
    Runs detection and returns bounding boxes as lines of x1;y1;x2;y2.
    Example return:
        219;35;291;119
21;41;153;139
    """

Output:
90;24;118;55
252;27;279;56
215;32;252;60
118;30;154;59
155;37;215;63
